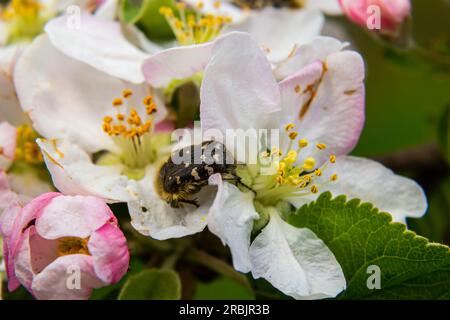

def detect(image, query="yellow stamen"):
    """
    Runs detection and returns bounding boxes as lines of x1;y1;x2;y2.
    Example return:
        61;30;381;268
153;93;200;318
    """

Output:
310;185;318;194
122;89;133;99
146;103;158;115
103;93;158;140
284;150;297;164
316;143;327;150
284;123;295;132
112;98;123;107
330;174;338;181
329;154;336;164
57;237;90;257
288;131;298;140
160;2;231;45
302;157;316;171
298;139;308;148
276;176;283;185
196;1;204;9
103;116;113;123
2;0;49;44
14;124;43;165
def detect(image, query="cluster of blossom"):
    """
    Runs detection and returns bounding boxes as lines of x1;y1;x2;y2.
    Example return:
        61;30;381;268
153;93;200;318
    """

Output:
0;0;421;300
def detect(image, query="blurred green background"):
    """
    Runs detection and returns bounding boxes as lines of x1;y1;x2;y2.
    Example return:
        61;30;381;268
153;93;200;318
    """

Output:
339;0;450;246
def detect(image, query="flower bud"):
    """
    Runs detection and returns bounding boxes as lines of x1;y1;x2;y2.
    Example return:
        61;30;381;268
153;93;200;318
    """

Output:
338;0;411;36
0;193;130;300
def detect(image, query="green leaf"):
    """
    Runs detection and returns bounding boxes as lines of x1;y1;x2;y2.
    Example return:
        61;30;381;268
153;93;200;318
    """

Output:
194;277;255;300
287;192;450;299
120;0;176;41
118;269;181;300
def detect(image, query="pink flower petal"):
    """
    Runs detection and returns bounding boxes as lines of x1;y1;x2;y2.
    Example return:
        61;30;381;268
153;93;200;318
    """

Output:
7;193;60;269
36;195;115;240
88;222;130;284
31;254;104;300
29;227;59;275
12;227;34;292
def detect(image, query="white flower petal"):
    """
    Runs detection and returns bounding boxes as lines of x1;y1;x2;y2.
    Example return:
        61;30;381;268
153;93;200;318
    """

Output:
37;139;134;202
122;24;164;55
94;0;119;20
249;213;346;299
323;156;428;222
128;167;211;240
142;41;213;88
0;46;27;125
45;13;148;83
7;171;53;202
182;0;249;24
227;7;324;63
200;32;281;133
274;36;348;80
208;174;258;273
15;35;155;153
0;171;20;215
279;50;365;165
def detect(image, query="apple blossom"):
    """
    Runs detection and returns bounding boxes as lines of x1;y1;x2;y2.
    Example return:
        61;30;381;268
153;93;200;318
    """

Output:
0;1;116;211
0;192;130;300
338;0;411;36
141;25;349;93
40;0;332;101
159;0;332;63
14;26;219;240
196;32;426;299
0;122;53;213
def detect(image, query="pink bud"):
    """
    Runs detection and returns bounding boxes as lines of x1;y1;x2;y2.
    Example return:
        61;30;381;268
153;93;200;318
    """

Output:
338;0;411;35
0;193;130;300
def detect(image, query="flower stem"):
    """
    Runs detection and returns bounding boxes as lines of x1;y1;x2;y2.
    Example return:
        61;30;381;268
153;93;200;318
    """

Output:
161;238;192;270
185;248;253;293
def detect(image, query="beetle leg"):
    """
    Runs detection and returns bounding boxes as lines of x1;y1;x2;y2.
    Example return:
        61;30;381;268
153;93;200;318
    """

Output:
178;198;200;208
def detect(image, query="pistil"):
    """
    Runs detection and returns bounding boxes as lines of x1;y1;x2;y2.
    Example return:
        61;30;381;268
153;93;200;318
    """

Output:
14;124;43;165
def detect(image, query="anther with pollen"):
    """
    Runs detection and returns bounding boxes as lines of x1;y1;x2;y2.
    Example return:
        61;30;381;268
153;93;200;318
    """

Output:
101;89;160;169
268;123;338;195
159;1;232;45
102;89;157;139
